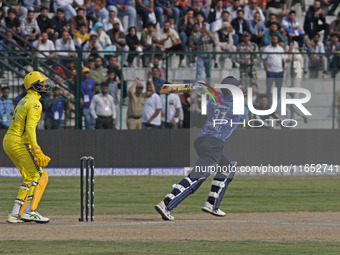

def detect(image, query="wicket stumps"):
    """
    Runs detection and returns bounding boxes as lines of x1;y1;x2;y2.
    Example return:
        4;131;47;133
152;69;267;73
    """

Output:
80;156;95;222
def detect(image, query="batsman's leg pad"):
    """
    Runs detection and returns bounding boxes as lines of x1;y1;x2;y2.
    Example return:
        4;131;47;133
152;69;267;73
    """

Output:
209;171;236;210
208;161;237;210
163;177;192;205
31;171;49;211
166;171;210;211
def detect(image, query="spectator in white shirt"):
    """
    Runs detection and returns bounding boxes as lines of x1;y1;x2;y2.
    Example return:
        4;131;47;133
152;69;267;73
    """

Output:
82;34;105;61
90;83;116;129
106;70;120;127
161;93;181;128
55;30;76;57
33;32;56;59
284;41;303;89
281;10;304;49
157;20;185;67
142;79;162;129
214;22;236;68
211;10;230;33
226;0;243;21
102;10;124;32
20;10;40;42
54;0;77;21
244;0;265;22
262;34;286;102
303;33;328;78
208;0;226;24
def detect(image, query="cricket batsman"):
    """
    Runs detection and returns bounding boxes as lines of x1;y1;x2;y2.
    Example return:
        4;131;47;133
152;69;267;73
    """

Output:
4;71;51;223
155;76;248;220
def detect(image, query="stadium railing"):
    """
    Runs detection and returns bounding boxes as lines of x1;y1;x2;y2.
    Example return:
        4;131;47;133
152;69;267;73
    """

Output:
0;48;339;130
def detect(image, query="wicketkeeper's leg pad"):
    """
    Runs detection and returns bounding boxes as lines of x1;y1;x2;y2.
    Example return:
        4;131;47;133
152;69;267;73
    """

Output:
18;184;30;217
19;180;38;216
16;184;30;201
31;171;49;211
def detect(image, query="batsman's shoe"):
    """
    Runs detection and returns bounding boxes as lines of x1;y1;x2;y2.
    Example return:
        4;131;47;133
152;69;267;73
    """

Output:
201;201;226;217
7;213;24;223
21;211;49;223
155;201;174;221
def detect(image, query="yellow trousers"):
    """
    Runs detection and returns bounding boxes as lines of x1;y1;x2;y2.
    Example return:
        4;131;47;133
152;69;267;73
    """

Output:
3;139;42;202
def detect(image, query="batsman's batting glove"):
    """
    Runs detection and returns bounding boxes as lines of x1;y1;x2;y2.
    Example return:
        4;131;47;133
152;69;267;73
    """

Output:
31;145;51;167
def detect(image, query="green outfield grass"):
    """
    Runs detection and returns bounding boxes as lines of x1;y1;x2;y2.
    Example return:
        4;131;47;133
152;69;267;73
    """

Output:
1;240;340;255
1;175;340;216
1;176;340;254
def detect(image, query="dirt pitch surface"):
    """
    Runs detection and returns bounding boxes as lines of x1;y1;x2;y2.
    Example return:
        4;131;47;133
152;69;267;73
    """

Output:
1;212;340;242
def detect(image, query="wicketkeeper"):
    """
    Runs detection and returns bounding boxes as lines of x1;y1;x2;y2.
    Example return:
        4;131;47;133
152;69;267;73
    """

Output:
4;71;51;223
155;76;248;220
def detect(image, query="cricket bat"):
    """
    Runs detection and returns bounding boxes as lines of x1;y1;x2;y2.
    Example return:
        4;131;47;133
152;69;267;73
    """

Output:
159;84;192;94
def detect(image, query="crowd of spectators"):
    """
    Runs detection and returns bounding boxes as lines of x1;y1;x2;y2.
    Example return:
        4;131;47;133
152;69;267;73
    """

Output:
81;61;188;130
0;83;73;130
0;0;340;129
1;0;339;68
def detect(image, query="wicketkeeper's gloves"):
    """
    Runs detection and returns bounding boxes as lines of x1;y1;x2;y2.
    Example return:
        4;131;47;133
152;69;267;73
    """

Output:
31;145;51;168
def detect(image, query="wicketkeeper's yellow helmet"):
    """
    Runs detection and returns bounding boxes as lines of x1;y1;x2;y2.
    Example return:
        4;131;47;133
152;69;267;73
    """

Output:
24;71;48;90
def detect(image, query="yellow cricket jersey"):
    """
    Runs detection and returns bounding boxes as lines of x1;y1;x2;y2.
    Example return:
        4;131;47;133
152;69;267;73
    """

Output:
4;90;42;145
74;32;90;43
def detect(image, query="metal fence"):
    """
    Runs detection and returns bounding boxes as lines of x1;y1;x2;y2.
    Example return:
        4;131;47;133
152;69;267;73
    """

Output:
1;50;340;129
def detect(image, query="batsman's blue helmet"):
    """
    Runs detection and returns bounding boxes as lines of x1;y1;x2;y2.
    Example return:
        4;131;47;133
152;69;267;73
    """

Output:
221;76;243;95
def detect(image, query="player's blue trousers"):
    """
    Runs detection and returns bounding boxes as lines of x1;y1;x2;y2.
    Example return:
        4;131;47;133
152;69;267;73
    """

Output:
191;136;231;179
165;136;233;210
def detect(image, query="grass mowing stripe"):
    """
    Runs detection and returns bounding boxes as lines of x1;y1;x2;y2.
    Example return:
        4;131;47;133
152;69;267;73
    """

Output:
1;240;340;255
0;176;340;216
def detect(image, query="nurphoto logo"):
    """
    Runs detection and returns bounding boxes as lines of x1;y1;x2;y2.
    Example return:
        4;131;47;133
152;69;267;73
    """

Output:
198;84;312;128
